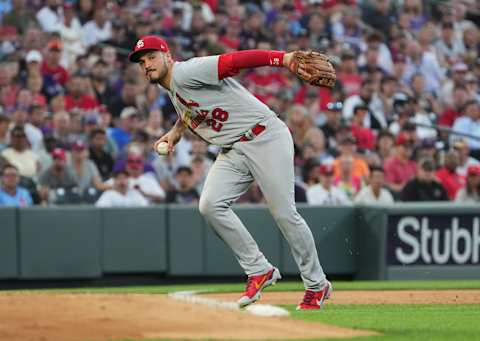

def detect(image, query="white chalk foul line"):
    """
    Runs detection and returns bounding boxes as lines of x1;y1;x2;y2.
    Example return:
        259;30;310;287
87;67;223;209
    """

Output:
168;290;289;317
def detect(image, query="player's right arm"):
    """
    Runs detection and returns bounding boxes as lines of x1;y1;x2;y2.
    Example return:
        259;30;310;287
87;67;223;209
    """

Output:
154;118;186;154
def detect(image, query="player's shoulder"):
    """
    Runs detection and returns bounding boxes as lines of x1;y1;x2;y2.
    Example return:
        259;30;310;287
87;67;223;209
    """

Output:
173;55;218;73
172;55;221;88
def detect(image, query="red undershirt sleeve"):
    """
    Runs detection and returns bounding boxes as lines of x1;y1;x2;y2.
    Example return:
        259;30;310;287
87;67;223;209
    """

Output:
218;50;285;80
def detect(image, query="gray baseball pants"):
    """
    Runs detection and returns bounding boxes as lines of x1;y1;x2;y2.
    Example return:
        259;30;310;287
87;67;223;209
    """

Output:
198;116;327;291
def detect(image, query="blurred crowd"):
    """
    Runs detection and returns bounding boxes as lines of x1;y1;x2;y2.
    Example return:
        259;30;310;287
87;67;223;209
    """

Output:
0;0;480;207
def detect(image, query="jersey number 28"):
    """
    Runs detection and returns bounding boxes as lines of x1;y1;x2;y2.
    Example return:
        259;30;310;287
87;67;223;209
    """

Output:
207;108;229;132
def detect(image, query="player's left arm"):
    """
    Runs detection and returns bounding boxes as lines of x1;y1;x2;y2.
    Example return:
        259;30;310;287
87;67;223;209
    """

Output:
217;50;289;79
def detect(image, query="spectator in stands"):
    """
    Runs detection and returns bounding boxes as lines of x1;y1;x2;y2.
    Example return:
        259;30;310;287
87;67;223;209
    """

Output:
123;153;165;204
452;100;480;158
332;135;369;180
0;164;32;207
38;148;79;204
320;101;342;151
337;49;362;98
0;114;9;151
107;80;139;118
51;110;76;149
166;166;200;204
82;6;112;47
438;84;470;127
36;0;62;32
88;128;114;181
0;63;20;111
455;165;480;203
384;132;417;197
343;78;386;130
454;139;480;177
358;39;388;81
301;158;321;188
302;127;334;165
1;125;39;179
333;154;362;200
435;150;465;200
401;158;448;201
69;140;109;193
307;164;351;205
361;0;393;37
350;105;376;152
388;92;416;136
41;39;69;97
95;170;148;207
10;105;44;152
374;130;395;165
354;166;394;204
64;72;99;112
110;107;140;152
435;22;466;67
331;7;364;51
90;60;115;106
440;62;468;109
286;104;313;152
403;40;444;95
416;138;439;163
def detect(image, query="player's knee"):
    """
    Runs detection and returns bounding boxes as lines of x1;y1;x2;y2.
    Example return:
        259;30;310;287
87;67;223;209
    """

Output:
199;196;215;217
272;209;301;227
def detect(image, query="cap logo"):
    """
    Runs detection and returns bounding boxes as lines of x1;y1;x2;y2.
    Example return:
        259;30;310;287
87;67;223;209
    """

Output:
136;40;144;49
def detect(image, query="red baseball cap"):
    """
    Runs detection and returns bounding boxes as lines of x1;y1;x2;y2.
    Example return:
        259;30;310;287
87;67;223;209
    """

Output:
48;39;63;51
129;35;169;63
396;133;414;147
467;165;480;176
52;148;66;160
319;164;334;176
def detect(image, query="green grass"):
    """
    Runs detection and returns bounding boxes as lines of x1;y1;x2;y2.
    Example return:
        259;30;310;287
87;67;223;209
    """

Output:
286;304;480;341
8;280;480;341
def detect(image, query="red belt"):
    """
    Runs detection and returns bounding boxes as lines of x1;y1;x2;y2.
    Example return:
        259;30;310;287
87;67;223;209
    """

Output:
239;124;266;142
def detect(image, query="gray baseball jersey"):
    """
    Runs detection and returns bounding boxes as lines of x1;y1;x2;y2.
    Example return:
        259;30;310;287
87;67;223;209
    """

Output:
165;55;327;292
166;56;276;147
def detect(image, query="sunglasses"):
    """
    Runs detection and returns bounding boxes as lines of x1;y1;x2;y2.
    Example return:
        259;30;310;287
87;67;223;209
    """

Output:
12;133;26;138
127;159;143;164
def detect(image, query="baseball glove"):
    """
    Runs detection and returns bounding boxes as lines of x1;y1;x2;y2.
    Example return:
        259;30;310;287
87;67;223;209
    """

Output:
287;51;336;88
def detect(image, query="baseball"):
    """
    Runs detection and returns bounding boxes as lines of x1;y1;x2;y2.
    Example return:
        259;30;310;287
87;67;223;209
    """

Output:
155;142;169;155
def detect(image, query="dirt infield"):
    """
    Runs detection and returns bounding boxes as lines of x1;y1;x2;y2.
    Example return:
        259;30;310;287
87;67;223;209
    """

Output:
0;292;375;341
1;290;478;341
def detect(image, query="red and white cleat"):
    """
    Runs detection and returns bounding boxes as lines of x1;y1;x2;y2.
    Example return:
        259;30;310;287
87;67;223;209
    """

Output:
238;267;282;308
296;281;332;310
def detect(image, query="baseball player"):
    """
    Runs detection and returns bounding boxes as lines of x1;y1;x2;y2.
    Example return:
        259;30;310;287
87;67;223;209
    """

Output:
129;35;335;310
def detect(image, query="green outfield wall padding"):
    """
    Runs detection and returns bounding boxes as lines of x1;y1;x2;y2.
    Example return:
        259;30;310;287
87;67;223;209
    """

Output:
281;205;357;276
355;206;388;280
101;207;167;273
204;205;282;276
168;205;205;275
0;208;18;279
18;207;102;279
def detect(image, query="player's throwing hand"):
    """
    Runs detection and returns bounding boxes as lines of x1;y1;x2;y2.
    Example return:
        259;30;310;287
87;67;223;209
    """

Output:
153;122;184;155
